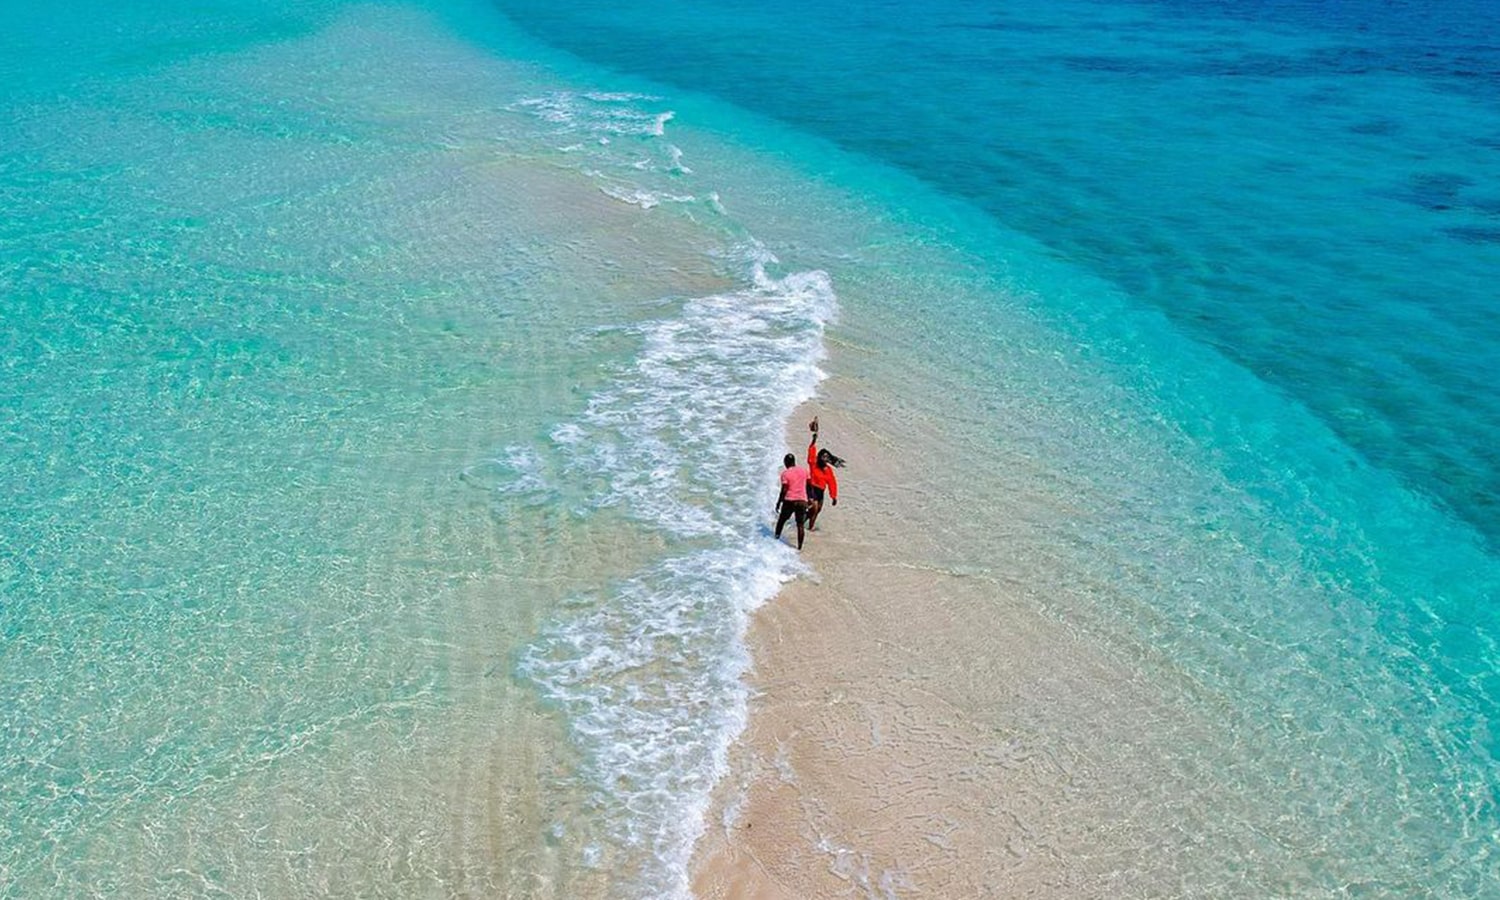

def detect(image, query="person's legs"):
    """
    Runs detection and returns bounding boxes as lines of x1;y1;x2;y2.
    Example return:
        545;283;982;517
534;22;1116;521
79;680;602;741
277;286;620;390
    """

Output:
774;502;794;539
793;502;807;549
807;486;823;530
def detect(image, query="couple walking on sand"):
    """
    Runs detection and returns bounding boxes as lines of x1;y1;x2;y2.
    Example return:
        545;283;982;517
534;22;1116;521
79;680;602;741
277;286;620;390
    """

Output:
774;416;843;550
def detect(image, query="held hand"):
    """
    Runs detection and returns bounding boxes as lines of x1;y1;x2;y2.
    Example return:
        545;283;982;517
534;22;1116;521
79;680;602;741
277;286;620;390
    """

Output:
809;416;819;433
831;496;838;506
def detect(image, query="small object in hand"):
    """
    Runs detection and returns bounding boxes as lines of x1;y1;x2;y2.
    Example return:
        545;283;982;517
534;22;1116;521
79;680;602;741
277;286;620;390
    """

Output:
809;416;819;432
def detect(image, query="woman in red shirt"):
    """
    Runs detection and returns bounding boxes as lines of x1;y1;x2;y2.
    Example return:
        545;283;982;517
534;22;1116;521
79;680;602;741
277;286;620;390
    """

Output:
807;417;841;531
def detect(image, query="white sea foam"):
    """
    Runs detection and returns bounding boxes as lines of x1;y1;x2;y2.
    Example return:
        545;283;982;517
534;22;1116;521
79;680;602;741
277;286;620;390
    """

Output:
512;91;691;198
512;91;674;138
504;87;838;895
459;446;553;504
597;183;696;210
518;244;836;897
583;91;658;103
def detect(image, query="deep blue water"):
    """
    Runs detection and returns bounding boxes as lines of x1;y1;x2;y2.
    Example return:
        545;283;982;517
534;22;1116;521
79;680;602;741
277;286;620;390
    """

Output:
492;0;1500;548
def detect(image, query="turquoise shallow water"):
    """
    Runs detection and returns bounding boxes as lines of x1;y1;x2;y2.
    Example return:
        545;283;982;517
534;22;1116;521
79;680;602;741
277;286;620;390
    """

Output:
3;0;1500;895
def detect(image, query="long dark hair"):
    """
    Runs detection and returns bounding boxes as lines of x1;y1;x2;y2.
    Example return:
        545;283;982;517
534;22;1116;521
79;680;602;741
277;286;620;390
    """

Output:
817;448;846;469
